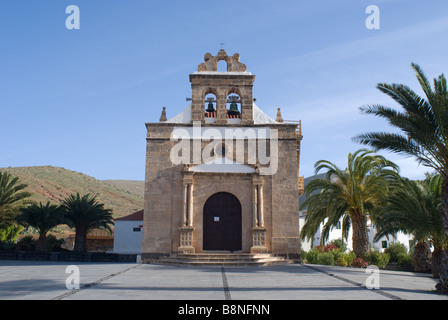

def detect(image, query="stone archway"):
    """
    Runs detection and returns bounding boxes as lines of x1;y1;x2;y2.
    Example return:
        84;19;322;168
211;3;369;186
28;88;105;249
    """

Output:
203;192;242;251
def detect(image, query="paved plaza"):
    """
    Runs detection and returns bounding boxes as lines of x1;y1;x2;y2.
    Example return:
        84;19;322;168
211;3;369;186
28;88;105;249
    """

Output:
0;260;446;300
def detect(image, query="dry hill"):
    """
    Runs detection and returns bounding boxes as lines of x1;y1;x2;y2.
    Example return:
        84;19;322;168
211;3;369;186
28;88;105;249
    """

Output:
102;180;145;199
0;166;144;220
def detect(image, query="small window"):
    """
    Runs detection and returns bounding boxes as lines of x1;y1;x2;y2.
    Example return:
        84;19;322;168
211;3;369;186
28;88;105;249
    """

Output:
133;227;141;232
382;241;388;249
335;221;341;229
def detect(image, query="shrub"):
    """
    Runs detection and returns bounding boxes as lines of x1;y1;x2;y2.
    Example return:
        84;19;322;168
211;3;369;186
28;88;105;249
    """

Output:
351;257;368;268
323;244;338;253
46;235;64;252
345;252;356;266
331;239;348;252
15;236;36;251
303;248;320;264
330;249;344;261
0;240;16;251
385;242;408;263
336;256;348;267
397;252;414;271
363;250;390;268
318;252;335;265
303;248;339;265
304;248;364;268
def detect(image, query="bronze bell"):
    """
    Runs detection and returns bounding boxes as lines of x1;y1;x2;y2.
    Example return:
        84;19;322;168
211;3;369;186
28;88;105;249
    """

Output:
206;101;215;112
228;101;239;115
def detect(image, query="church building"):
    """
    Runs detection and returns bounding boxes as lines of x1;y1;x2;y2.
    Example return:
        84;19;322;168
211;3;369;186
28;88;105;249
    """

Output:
142;50;303;263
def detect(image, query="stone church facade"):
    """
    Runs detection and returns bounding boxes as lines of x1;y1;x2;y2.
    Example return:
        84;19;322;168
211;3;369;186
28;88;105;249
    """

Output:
142;50;303;262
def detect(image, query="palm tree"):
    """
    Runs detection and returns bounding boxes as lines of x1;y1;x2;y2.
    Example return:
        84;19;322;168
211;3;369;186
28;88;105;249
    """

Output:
300;149;399;258
353;63;448;293
374;173;446;277
61;193;114;253
0;171;32;228
16;202;64;252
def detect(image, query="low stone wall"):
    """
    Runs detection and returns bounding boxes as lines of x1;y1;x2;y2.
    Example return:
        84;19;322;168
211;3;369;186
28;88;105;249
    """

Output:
0;251;138;263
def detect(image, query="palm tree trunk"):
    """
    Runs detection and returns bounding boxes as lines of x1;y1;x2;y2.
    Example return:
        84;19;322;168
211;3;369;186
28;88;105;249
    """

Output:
351;213;369;258
436;178;448;294
73;228;87;253
432;247;443;278
35;234;48;253
413;241;431;273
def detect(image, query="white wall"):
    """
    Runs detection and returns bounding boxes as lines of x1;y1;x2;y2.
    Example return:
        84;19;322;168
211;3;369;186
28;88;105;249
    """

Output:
299;213;412;252
113;220;143;254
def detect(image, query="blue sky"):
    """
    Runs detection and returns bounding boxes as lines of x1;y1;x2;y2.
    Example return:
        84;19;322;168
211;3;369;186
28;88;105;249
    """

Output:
1;0;447;181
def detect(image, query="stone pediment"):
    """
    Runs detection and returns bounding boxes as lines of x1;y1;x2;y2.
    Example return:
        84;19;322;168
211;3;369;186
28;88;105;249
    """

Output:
188;158;256;174
198;49;247;72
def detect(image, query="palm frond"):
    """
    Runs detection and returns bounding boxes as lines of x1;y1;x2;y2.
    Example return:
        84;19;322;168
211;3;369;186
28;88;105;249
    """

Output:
355;63;448;179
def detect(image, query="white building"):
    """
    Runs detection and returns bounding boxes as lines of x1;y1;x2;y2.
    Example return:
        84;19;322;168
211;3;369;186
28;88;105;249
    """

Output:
113;210;143;254
299;212;411;252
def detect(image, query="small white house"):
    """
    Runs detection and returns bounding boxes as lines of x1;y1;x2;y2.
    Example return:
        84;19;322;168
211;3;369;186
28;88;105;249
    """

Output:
113;210;143;254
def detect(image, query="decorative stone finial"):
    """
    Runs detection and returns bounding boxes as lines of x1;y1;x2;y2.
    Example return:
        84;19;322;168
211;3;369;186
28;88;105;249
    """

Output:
276;108;284;123
198;50;247;72
159;107;167;122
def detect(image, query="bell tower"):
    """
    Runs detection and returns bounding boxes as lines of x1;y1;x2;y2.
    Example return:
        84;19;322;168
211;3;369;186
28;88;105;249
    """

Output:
189;49;255;125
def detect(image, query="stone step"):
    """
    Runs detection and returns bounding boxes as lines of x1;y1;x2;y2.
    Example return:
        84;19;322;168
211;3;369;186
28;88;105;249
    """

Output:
149;253;293;267
173;253;274;259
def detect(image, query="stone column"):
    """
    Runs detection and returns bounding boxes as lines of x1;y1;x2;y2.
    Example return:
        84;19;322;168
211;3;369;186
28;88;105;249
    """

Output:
182;184;188;227
258;184;264;227
251;177;268;253
216;89;227;124
252;185;258;227
178;174;195;254
190;85;205;122
188;183;194;227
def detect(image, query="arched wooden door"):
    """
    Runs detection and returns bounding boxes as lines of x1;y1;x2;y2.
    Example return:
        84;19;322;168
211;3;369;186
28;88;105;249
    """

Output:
203;192;242;251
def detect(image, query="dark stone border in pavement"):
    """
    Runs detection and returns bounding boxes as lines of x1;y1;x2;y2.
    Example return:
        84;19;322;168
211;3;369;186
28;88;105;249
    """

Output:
0;251;138;263
50;264;141;300
303;264;403;300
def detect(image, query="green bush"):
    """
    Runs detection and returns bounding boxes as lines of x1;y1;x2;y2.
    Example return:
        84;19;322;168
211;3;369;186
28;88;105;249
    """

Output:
330;249;344;261
304;247;375;269
363;250;390;268
397;252;414;271
302;248;320;264
385;242;408;263
336;256;348;267
346;252;357;266
46;235;64;252
15;236;36;251
318;252;335;265
331;239;348;252
0;240;16;251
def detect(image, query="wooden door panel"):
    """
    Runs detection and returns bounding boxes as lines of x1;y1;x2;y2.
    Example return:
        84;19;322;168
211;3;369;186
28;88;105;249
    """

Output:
203;192;242;251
